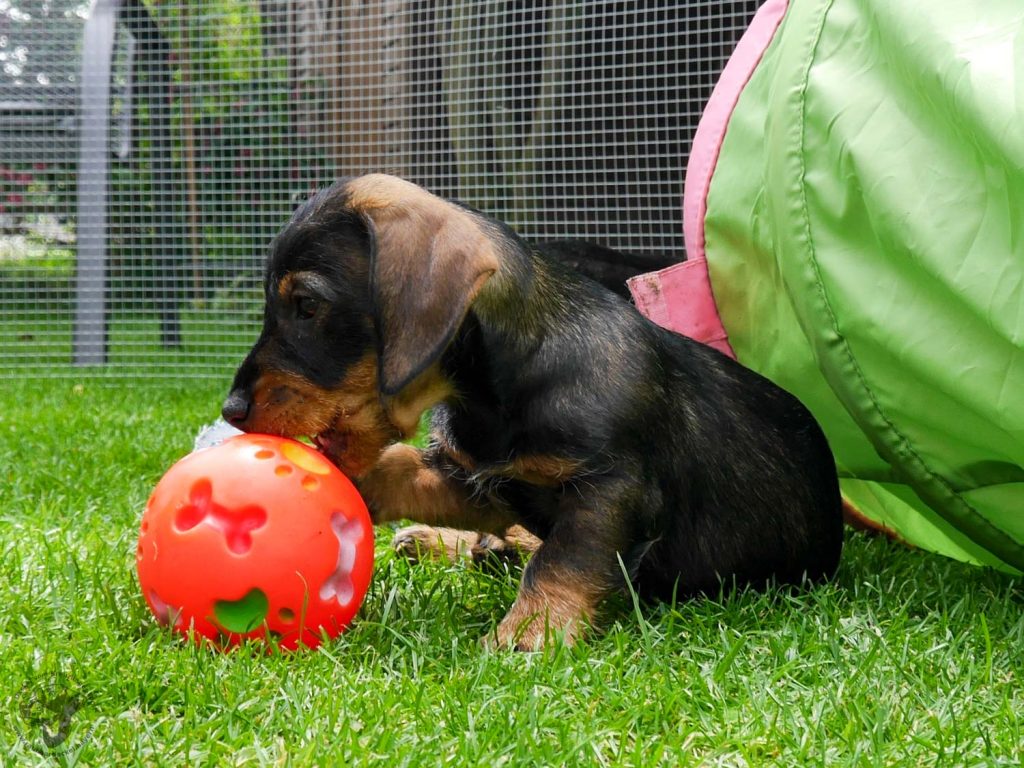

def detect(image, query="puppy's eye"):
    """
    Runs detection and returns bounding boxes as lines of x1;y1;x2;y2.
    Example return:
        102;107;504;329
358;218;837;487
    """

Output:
295;295;319;320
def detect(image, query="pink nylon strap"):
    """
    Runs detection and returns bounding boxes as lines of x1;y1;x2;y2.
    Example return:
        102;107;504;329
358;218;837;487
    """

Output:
628;0;790;358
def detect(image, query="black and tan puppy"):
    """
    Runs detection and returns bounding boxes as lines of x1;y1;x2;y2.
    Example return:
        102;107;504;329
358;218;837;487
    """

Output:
222;174;844;650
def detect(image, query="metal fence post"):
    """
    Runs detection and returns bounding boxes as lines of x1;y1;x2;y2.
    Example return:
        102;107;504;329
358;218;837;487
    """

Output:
73;0;120;366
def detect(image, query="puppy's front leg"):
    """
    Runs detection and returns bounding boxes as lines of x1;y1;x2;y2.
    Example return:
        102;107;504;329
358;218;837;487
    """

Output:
357;443;519;534
487;492;633;651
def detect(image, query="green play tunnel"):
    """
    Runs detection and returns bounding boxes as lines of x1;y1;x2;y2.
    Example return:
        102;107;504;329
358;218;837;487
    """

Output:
631;0;1024;573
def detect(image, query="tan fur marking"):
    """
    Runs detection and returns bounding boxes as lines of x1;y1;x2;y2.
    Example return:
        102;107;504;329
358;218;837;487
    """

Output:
502;525;542;554
247;333;456;479
391;523;542;564
252;357;378;429
384;362;455;438
391;525;482;562
432;427;581;487
501;454;584;487
277;273;296;298
357;443;519;533
250;369;342;434
345;174;450;215
247;355;398;479
487;566;605;651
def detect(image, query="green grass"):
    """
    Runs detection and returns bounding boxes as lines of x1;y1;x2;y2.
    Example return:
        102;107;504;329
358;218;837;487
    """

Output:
1;378;1022;766
0;244;261;377
0;312;259;377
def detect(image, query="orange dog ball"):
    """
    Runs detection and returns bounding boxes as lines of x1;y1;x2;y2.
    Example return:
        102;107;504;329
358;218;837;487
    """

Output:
136;434;374;650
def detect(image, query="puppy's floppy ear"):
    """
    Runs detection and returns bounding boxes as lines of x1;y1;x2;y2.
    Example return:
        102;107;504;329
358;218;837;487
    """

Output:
345;174;500;396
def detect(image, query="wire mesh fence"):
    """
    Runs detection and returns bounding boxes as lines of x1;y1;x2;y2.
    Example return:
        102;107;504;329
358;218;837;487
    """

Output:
0;0;759;378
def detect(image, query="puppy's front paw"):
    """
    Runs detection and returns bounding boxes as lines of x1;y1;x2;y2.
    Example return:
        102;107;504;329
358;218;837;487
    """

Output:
391;525;478;563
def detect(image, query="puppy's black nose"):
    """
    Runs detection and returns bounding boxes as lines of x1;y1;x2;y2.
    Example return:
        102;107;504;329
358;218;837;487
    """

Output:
222;390;251;426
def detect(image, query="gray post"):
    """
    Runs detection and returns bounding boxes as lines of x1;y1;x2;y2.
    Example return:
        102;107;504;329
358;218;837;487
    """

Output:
73;0;120;366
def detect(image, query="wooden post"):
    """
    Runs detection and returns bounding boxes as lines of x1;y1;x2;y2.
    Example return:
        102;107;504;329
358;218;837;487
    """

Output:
442;0;501;208
332;0;405;177
121;0;183;348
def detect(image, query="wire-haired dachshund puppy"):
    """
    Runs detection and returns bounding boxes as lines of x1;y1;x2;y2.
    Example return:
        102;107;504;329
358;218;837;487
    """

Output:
222;174;844;650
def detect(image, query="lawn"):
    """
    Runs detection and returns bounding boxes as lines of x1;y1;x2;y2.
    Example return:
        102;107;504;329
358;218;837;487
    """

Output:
1;376;1021;766
0;237;262;377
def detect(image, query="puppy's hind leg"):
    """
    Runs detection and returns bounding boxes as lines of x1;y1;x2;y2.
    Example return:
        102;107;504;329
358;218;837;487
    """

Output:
392;524;541;565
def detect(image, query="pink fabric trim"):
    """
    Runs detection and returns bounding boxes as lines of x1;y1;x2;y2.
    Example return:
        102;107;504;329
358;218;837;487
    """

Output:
629;260;734;356
629;0;790;359
684;0;790;261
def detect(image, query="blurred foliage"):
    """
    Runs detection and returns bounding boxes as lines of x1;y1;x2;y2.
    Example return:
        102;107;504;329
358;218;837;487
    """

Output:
2;0;329;313
0;162;74;231
108;0;299;309
0;0;87;229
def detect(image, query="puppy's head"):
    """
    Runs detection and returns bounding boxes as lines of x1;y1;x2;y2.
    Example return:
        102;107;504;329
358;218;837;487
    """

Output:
222;174;500;477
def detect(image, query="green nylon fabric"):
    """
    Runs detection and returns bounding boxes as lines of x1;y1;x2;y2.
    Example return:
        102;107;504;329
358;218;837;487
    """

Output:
704;0;1024;572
